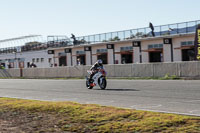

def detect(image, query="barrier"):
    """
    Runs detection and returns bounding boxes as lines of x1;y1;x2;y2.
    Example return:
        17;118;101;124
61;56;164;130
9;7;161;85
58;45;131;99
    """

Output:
0;61;200;78
132;63;154;77
153;63;177;77
179;62;200;77
2;69;19;77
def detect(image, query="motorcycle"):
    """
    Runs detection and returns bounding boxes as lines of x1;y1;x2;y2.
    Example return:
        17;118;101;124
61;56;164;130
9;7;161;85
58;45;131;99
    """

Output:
86;68;107;89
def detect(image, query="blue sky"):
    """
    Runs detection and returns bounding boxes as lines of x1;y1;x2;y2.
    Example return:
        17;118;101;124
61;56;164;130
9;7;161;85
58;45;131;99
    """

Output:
0;0;200;40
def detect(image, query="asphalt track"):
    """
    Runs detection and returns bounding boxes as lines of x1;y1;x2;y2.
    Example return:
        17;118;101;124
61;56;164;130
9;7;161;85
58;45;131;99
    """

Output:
0;79;200;116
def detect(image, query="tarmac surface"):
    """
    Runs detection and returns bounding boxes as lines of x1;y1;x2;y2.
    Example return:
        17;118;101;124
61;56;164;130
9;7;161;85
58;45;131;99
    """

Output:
0;79;200;116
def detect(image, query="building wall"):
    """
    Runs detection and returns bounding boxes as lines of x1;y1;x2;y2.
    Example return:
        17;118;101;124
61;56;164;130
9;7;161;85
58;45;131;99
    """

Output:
23;50;53;68
67;53;72;66
163;44;172;62
0;50;53;68
85;51;92;65
133;47;140;63
0;34;196;68
107;49;113;64
173;35;194;62
114;43;121;64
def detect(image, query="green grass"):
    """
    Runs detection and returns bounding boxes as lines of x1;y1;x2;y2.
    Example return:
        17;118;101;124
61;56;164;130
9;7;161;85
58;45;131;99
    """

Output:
0;97;200;132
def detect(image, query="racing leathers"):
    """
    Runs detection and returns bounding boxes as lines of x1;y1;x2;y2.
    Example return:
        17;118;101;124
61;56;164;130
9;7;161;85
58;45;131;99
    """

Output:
89;62;103;82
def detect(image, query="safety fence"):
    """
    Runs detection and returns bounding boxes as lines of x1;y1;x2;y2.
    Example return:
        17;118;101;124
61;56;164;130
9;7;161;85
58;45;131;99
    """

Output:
0;61;200;78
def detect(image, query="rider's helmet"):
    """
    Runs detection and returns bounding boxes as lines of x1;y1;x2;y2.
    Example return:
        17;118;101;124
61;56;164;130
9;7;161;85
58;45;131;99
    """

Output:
97;59;103;66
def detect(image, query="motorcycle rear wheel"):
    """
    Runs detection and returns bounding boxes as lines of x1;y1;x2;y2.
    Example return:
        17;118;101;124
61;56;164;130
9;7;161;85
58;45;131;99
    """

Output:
86;80;93;89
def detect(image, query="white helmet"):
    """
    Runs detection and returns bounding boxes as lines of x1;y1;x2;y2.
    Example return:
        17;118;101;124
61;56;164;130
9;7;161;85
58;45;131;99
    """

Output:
97;59;103;65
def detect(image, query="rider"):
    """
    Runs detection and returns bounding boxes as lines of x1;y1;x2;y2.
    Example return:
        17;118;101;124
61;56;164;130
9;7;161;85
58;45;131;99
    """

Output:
89;59;103;82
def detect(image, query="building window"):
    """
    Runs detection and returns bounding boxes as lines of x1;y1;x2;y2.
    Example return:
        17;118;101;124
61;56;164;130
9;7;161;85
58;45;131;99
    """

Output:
181;41;194;46
120;46;133;51
148;45;153;49
41;58;44;62
188;41;194;45
96;49;107;53
32;58;35;63
76;51;85;55
36;58;39;62
148;44;163;49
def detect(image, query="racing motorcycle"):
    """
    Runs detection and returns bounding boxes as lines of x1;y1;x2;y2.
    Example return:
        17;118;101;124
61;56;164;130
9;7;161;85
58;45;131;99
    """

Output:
86;68;107;89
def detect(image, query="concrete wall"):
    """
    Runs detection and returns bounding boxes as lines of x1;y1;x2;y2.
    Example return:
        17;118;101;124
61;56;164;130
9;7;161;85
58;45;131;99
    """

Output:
1;61;200;78
132;63;154;77
178;61;200;77
0;69;13;77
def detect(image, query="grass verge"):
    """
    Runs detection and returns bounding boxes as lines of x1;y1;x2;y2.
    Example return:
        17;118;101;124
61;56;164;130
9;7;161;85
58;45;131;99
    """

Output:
0;98;200;132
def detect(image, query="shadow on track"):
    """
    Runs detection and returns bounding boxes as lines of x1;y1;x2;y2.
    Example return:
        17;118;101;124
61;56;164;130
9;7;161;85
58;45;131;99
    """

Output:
95;88;140;91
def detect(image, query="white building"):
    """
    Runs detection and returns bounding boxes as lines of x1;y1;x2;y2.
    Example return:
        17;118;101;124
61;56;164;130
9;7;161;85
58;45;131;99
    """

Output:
0;50;53;69
0;20;199;68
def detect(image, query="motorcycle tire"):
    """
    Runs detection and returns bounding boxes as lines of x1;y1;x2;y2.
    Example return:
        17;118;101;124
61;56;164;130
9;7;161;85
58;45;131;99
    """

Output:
99;77;107;90
86;80;93;89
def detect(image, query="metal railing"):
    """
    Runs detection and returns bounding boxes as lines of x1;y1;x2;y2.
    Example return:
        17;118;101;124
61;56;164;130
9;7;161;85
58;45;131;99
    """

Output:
0;20;199;54
76;20;200;44
0;40;72;54
0;37;72;54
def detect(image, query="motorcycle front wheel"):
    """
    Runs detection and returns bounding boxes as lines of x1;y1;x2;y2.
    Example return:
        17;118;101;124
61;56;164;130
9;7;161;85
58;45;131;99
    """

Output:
99;77;107;90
